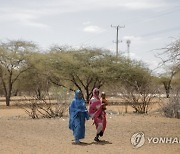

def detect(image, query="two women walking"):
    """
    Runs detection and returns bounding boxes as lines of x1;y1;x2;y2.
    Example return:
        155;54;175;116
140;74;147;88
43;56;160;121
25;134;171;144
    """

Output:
69;88;107;144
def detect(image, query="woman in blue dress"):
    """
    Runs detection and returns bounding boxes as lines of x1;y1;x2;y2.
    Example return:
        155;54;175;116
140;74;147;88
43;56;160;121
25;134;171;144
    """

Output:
69;90;89;144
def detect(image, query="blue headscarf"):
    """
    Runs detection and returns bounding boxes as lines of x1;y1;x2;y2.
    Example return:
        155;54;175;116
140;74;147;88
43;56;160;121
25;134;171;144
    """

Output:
69;90;89;130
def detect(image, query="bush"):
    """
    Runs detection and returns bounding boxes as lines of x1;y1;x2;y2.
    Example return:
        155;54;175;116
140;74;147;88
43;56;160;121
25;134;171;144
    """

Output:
20;95;68;119
162;95;180;118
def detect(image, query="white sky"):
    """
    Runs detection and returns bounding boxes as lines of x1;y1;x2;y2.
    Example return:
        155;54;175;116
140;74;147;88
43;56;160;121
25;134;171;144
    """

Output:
0;0;180;73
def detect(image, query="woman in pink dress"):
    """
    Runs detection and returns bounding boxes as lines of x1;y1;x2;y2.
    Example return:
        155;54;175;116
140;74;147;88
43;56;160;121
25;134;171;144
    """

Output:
89;88;107;142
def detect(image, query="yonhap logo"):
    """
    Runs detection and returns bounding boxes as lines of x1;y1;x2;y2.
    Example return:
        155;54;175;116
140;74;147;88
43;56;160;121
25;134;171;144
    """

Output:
131;132;145;148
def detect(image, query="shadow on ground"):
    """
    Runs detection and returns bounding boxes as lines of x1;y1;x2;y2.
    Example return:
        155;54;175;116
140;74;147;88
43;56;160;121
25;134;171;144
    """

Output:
72;140;112;146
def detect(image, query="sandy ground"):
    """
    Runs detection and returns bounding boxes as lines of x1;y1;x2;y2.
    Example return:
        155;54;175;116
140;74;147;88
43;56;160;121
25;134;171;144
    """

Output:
0;105;179;154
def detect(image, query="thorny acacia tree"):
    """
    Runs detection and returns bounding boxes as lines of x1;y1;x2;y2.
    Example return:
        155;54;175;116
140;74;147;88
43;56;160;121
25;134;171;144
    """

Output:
107;59;158;113
46;48;114;102
0;40;37;106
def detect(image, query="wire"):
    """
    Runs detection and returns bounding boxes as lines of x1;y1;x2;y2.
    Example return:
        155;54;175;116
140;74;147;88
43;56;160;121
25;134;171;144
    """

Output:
127;6;180;27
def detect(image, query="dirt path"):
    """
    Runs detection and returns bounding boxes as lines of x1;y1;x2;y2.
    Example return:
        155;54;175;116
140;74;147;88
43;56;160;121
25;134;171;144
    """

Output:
0;108;179;154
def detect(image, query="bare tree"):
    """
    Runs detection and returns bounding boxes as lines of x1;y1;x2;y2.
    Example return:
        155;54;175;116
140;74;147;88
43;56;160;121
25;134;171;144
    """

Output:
158;38;180;97
20;94;68;119
161;38;180;67
160;67;178;98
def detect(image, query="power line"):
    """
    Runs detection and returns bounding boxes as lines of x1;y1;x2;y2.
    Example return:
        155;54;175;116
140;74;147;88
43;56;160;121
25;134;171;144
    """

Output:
111;25;125;57
141;25;180;37
127;6;180;27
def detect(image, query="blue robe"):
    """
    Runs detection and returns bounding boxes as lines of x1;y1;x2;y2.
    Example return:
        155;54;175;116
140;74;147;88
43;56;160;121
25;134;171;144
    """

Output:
69;90;89;140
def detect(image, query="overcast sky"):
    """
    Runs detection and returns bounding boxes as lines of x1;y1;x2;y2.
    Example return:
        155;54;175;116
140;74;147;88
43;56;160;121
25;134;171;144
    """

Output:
0;0;180;73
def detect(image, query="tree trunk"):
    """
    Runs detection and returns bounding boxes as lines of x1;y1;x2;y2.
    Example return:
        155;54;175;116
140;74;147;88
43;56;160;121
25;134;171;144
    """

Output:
86;92;90;104
163;82;170;98
6;77;13;106
166;89;170;98
5;95;10;106
14;89;18;96
36;87;42;100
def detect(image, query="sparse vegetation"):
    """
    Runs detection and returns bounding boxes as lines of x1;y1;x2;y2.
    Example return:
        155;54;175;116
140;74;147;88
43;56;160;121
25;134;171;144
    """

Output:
19;96;68;119
161;94;180;119
0;38;179;118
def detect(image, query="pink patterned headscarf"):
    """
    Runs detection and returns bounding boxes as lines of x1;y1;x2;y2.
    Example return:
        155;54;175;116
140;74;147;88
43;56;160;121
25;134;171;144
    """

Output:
93;88;100;99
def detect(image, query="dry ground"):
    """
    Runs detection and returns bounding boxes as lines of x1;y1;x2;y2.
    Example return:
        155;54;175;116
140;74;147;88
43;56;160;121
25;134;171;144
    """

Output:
0;104;179;154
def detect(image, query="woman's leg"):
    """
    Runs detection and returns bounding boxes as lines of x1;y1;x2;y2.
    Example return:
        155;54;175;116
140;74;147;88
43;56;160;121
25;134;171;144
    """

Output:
99;131;104;137
73;117;81;143
96;123;103;134
73;114;86;143
94;122;103;142
94;115;106;141
75;137;80;143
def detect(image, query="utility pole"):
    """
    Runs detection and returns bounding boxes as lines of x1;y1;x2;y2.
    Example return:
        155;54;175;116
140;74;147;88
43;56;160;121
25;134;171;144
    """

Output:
111;25;125;57
126;39;131;59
